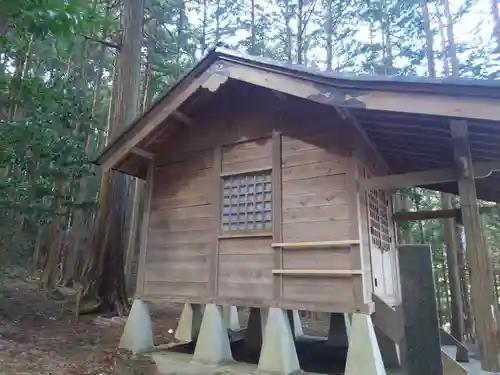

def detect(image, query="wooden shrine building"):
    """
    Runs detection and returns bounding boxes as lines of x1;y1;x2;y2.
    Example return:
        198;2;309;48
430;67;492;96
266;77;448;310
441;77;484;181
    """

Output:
96;46;500;375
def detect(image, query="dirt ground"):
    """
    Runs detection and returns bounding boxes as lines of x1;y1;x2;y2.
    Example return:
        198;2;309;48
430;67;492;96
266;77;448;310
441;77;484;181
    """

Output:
0;280;332;375
0;280;182;375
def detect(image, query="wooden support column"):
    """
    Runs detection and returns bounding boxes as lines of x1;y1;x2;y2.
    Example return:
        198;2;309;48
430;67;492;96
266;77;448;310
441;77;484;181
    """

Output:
441;193;465;343
450;120;499;372
134;159;154;297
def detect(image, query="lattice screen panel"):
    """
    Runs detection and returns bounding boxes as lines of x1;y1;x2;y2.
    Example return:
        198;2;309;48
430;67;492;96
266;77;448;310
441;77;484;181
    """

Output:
221;171;272;232
364;166;391;252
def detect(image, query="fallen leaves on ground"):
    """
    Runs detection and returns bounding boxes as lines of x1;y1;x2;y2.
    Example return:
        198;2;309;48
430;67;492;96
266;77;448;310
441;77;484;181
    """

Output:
0;281;180;375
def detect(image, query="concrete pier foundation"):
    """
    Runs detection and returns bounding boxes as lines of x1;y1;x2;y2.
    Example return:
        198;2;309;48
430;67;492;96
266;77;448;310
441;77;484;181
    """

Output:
258;307;301;375
118;299;154;354
192;304;233;364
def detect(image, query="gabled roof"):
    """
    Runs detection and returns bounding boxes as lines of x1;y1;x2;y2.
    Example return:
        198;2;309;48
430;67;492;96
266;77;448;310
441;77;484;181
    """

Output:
94;44;500;202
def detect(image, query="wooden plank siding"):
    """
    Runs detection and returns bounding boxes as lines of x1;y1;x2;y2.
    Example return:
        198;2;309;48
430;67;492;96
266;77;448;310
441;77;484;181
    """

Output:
279;132;357;308
144;152;214;298
141;86;379;313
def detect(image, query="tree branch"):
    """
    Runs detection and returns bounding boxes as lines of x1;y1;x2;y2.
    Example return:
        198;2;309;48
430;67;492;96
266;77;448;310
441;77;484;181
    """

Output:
82;35;121;50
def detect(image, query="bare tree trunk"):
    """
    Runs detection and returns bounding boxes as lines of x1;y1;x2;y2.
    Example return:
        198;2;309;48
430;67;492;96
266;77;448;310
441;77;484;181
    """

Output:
8;34;33;120
381;0;393;74
437;10;450;76
285;0;293;63
176;0;184;78
64;7;109;286
422;0;436;77
80;0;145;315
442;194;465;341
442;0;459;75
456;225;474;340
297;0;304;64
215;0;221;42
492;0;500;52
201;0;208;53
250;0;256;54
325;0;333;71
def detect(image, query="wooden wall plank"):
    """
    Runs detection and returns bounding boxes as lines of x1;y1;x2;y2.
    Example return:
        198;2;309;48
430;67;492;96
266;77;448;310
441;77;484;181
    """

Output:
283;204;349;223
282;174;347;195
282;161;345;181
146;248;209;262
282;147;344;167
148;229;213;245
150;204;212;220
151;194;210;211
222;138;272;164
282;134;341;155
282;220;350;241
219;237;272;255
155;148;214;170
218;281;274;300
145;265;209;283
221;157;272;175
149;216;212;233
218;254;274;283
281;189;348;209
144;281;207;297
282;247;351;270
282;276;354;304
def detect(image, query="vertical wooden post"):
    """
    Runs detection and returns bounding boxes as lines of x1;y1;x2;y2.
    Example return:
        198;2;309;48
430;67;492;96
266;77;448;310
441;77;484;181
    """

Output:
210;146;222;298
450;119;499;372
272;131;283;300
441;193;465;342
134;159;154;297
124;178;143;285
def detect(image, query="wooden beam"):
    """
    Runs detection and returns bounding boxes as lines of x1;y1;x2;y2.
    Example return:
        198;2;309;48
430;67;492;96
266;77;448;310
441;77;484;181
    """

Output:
393;206;497;222
130;147;154;159
271;240;360;248
358;160;500;191
335;106;390;173
98;69;213;171
271;132;283;300
172;110;193;125
451;119;499;372
134;158;154;297
360;167;456;191
271;269;363;276
216;60;500;122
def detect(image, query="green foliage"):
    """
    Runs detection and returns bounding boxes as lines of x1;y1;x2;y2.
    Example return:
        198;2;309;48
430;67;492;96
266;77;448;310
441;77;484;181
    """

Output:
0;0;110;270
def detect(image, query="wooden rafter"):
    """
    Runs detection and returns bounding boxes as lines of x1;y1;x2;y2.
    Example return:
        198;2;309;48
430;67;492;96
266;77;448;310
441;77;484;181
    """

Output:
97;69;215;171
393;206;497;222
130;147;154;159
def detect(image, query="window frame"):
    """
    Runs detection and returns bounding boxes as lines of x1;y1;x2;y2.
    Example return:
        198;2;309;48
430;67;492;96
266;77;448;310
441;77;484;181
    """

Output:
219;168;273;235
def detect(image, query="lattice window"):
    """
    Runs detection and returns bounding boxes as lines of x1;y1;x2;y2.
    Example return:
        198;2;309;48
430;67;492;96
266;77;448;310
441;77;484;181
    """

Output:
221;171;272;232
368;189;391;251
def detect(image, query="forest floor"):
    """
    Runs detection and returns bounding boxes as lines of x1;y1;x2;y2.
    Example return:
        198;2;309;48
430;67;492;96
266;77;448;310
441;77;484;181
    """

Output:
0;277;332;375
0;278;181;375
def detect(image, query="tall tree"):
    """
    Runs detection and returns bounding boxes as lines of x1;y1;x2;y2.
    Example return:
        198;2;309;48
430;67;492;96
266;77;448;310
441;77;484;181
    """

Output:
80;0;145;314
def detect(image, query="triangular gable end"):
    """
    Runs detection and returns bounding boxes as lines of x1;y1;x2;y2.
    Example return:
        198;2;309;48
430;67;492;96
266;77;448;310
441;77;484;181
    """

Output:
95;47;500;184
